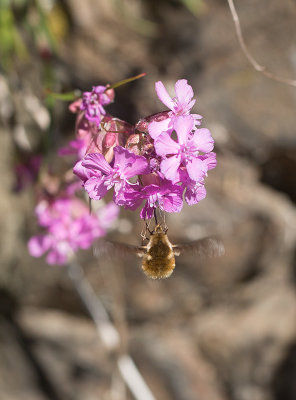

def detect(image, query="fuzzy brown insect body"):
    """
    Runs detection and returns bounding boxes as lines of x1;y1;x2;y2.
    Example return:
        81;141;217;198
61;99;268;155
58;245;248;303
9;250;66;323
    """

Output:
141;225;176;279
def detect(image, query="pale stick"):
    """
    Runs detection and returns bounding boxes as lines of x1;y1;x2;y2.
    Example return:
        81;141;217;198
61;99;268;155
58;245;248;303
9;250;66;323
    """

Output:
66;260;157;400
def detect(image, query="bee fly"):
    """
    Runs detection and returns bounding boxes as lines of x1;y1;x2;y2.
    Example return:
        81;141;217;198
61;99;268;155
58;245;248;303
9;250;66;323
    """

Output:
141;224;176;279
94;224;225;280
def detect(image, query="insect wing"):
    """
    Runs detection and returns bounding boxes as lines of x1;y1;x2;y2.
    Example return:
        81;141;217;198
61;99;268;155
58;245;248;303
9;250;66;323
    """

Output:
93;238;146;259
173;236;225;258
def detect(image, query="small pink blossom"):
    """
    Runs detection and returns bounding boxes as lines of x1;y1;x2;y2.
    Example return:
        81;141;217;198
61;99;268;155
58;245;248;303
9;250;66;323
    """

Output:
139;180;183;220
154;115;214;182
74;146;150;202
156;79;196;115
116;174;184;219
28;197;119;265
148;79;202;139
80;85;115;126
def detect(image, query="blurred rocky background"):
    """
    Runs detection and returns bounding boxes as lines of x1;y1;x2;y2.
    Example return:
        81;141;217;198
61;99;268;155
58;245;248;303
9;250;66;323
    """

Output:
1;0;296;399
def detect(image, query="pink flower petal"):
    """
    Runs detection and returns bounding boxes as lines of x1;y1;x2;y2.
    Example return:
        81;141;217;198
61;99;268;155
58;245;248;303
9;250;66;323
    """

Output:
154;133;180;157
174;79;194;106
82;153;112;175
186;157;207;182
28;235;52;257
140;202;154;220
200;152;217;170
73;160;96;182
84;176;108;200
148;118;172;139
162;191;183;213
191;128;214;153
155;81;175;110
160;155;181;181
186;99;196;111
115;183;143;211
113;146;149;179
192;113;203;123
185;184;206;205
174;116;194;145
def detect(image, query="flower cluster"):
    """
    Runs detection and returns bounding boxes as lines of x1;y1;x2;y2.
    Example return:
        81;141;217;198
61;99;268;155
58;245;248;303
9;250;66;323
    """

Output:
73;79;216;219
27;83;121;266
28;196;118;265
28;77;215;265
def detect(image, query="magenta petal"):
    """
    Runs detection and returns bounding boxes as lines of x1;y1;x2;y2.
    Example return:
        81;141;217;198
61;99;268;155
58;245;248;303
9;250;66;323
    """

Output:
141;183;161;197
187;99;196;110
148;118;172;139
186;157;207;182
174;79;194;105
114;183;143;210
174;116;194;145
191;129;214;153
84;176;108;200
73;160;95;182
185;185;206;206
155;81;175;110
140;202;154;220
192;113;203;123
28;235;52;257
82;153;112;175
160;156;181;182
200;152;217;170
162;192;183;213
113;146;149;178
154;133;180;157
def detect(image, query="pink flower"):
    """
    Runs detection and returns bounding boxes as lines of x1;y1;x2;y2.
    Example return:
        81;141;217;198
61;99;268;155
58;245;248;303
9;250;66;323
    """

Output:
148;79;202;139
80;85;115;126
64;78;217;222
28;198;119;265
117;172;184;219
154;116;214;182
115;172;182;219
74;146;150;202
156;79;196;115
139;180;183;220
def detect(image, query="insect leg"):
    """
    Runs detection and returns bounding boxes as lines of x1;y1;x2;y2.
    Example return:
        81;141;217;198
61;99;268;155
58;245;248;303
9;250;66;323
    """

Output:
153;208;158;226
141;220;151;241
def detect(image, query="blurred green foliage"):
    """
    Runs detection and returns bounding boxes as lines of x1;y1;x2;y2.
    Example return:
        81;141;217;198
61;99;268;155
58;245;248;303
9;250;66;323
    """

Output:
181;0;206;16
0;1;29;70
0;0;69;72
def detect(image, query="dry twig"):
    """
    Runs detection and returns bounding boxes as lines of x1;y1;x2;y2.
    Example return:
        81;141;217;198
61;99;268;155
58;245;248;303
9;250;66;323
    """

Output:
227;0;296;87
